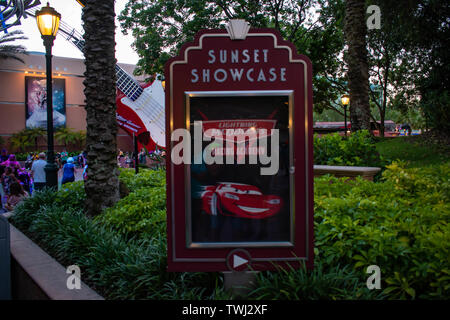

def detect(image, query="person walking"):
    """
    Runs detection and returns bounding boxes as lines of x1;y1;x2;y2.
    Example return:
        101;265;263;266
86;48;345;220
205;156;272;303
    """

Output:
61;157;77;185
31;152;47;192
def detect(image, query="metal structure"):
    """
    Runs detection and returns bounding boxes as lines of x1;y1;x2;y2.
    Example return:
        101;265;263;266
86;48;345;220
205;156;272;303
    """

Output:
0;0;40;33
35;2;60;189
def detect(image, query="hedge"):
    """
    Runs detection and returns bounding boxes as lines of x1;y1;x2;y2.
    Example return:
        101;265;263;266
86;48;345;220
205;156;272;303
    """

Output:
10;163;450;299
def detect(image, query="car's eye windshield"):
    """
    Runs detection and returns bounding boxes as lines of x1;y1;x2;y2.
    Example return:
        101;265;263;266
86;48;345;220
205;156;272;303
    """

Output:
220;186;261;195
220;186;238;193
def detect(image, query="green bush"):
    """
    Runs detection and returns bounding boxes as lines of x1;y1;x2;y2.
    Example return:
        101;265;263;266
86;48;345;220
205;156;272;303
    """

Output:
11;169;227;300
10;163;450;300
314;130;386;168
12;201;227;300
95;186;166;238
91;169;168;239
118;168;165;192
12;188;57;231
14;153;28;161
55;181;86;211
313;162;450;299
248;262;385;300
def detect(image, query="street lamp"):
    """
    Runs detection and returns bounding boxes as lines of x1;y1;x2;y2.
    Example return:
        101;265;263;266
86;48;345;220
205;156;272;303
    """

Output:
36;2;61;189
341;94;350;136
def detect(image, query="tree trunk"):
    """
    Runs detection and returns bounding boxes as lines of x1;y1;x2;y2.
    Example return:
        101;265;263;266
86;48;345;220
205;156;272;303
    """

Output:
82;0;120;216
344;0;371;132
378;109;385;137
380;61;389;138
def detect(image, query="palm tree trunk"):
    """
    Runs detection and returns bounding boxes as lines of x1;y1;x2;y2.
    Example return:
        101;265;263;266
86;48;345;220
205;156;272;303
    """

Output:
344;0;371;132
82;0;120;216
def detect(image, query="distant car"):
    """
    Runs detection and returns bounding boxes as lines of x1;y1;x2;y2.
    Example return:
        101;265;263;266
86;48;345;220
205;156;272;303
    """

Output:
201;183;283;219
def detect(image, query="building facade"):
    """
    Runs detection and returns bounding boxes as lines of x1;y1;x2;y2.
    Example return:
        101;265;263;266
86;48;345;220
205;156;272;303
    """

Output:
0;52;145;152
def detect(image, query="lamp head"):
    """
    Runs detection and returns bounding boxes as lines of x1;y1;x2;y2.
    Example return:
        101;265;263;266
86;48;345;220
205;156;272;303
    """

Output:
341;94;350;106
36;2;61;39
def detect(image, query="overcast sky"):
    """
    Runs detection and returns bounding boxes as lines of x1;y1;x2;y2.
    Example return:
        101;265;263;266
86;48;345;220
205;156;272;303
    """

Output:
12;0;139;65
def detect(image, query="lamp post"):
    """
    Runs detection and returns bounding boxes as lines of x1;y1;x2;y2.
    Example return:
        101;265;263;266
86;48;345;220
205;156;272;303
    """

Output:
35;2;61;190
341;94;350;136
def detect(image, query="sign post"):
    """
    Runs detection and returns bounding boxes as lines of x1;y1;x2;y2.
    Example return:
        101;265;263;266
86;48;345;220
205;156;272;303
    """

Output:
165;20;313;272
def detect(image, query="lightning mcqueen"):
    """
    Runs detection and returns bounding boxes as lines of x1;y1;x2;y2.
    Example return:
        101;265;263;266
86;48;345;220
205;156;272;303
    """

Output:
201;183;283;219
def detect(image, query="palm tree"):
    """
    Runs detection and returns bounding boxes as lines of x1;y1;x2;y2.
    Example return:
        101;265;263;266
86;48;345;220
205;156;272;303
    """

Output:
0;30;28;63
344;0;371;132
73;130;86;150
55;127;78;148
55;127;86;150
82;0;120;216
9;129;34;153
25;127;46;150
9;128;46;152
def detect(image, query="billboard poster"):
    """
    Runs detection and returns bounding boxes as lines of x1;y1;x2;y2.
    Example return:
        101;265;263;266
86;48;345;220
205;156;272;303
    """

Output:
188;94;292;245
25;76;66;129
166;22;314;272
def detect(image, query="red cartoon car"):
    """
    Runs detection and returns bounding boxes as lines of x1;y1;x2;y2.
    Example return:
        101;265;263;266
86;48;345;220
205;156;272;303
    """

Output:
201;183;283;219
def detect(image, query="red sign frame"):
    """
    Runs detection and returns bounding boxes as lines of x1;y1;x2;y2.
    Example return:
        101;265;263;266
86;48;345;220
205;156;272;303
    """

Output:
165;25;313;272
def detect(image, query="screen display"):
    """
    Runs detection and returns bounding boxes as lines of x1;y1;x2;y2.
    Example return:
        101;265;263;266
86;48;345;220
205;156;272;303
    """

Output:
187;94;292;245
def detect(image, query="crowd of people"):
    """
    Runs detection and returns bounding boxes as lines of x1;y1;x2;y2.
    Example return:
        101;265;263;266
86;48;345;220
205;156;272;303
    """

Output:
117;148;165;168
1;151;31;215
1;146;166;215
0;148;87;215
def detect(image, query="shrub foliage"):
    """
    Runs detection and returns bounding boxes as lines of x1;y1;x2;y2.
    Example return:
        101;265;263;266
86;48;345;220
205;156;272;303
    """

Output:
314;130;386;167
10;163;450;300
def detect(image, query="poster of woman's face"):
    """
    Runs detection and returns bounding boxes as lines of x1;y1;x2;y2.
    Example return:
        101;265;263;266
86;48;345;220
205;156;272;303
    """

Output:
25;76;66;129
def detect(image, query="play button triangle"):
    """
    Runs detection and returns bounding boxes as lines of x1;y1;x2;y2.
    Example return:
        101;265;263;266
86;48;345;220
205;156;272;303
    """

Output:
233;255;248;268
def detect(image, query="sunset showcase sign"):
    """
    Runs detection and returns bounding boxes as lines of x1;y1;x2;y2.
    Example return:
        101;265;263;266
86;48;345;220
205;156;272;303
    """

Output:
165;21;314;272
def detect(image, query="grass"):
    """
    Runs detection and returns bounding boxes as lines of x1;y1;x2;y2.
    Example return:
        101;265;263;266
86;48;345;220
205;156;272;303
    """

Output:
376;136;450;168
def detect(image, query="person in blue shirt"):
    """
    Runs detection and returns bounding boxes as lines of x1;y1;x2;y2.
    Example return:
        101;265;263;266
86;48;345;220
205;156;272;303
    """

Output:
61;157;77;185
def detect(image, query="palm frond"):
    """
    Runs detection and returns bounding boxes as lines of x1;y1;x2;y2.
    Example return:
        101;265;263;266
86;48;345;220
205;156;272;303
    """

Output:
0;30;29;63
0;30;28;43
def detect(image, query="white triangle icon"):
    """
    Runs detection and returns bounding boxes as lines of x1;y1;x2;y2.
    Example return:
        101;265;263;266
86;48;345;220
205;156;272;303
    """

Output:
233;255;248;268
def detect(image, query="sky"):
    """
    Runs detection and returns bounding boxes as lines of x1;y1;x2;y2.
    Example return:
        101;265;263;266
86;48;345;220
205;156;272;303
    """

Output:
11;0;140;65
